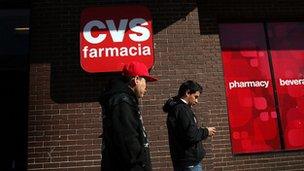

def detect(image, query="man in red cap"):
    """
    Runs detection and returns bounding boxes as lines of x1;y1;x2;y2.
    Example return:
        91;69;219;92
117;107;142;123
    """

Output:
100;61;157;171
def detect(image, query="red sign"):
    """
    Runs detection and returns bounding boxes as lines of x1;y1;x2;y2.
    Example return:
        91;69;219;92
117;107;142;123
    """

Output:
219;23;282;154
268;23;304;150
80;5;154;73
220;22;304;154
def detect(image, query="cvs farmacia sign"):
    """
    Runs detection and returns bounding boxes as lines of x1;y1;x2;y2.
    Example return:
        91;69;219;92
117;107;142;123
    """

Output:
80;5;154;73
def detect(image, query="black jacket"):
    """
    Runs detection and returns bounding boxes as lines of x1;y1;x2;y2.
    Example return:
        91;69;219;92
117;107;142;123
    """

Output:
163;97;209;168
100;77;151;171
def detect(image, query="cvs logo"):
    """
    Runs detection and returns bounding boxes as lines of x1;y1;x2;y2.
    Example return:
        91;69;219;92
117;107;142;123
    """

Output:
80;5;154;73
83;18;150;44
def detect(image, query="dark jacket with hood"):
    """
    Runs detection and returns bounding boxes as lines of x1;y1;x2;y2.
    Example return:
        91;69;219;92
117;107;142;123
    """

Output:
100;77;151;171
163;97;209;168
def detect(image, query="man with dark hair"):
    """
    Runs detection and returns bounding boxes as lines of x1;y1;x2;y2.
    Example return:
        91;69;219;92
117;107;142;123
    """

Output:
100;61;157;171
163;80;216;171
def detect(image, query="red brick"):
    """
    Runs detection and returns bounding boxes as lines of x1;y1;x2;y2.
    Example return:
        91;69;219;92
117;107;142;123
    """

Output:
28;1;304;170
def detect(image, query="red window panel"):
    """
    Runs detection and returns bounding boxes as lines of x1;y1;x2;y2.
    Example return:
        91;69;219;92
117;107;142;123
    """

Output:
268;22;304;150
219;23;282;154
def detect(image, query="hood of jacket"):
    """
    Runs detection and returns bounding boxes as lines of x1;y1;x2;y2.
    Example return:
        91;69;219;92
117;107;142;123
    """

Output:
100;76;138;106
163;96;181;113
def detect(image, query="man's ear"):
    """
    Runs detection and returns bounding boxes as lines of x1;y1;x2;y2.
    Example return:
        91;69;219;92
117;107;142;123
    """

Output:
129;77;137;87
133;76;140;85
185;90;190;97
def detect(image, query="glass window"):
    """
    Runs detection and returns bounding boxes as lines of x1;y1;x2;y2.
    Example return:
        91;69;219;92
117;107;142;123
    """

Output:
268;22;304;150
220;22;304;154
219;23;282;154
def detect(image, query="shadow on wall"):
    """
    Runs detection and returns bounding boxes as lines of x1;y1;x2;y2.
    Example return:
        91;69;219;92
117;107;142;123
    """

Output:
30;0;304;104
30;1;197;103
197;0;304;35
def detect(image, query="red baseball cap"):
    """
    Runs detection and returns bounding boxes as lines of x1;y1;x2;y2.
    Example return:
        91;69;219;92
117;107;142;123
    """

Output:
122;61;158;82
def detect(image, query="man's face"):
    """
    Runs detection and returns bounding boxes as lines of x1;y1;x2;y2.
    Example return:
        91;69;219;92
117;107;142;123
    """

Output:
186;91;200;107
134;77;147;98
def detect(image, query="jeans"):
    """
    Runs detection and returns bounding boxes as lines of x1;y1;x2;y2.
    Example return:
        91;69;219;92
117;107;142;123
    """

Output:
174;163;203;171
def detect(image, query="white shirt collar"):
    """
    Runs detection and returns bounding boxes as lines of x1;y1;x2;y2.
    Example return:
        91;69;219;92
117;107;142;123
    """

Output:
180;98;188;104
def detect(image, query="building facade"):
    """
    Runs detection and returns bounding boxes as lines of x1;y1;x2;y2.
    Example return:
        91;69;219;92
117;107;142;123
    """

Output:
2;0;304;170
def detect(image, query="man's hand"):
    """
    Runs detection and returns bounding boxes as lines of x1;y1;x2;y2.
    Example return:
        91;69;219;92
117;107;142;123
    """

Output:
207;127;216;137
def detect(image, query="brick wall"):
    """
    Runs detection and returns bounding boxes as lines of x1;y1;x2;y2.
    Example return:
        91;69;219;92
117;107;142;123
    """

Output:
28;0;304;170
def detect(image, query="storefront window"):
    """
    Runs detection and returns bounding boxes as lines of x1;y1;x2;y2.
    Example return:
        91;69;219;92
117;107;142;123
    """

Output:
219;22;304;154
268;23;304;150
